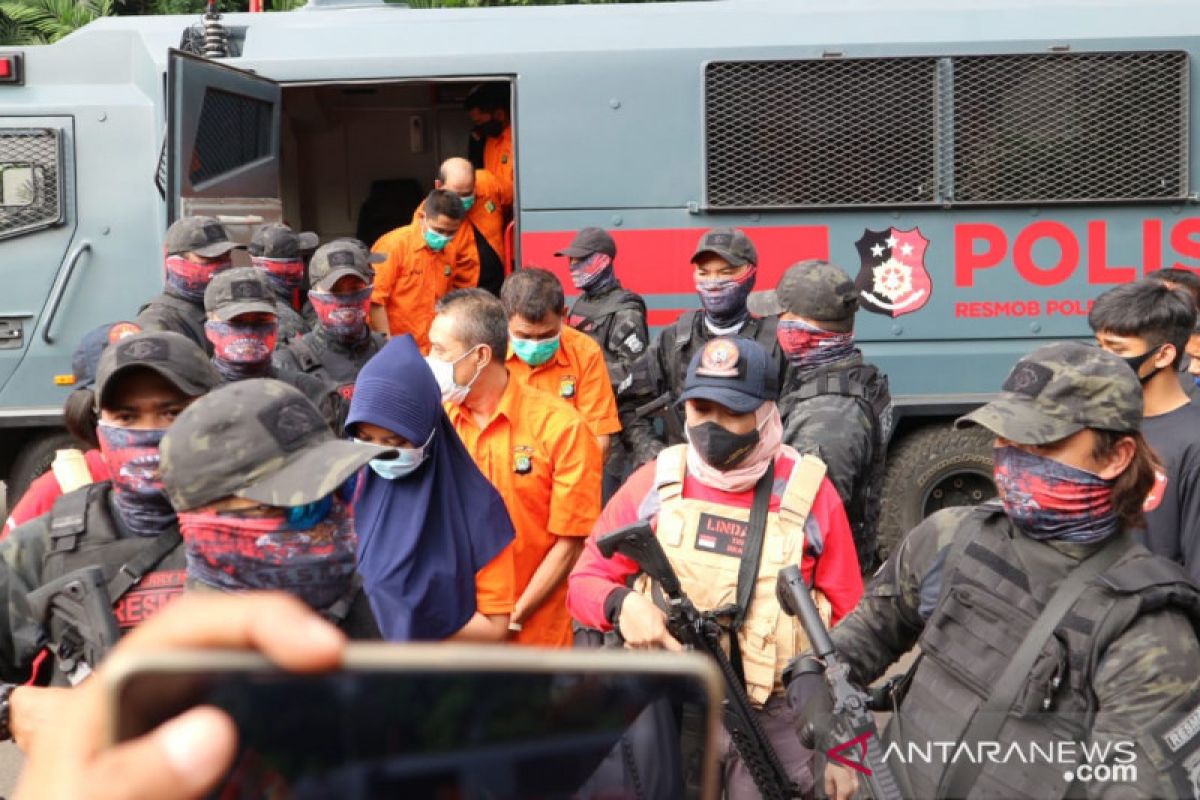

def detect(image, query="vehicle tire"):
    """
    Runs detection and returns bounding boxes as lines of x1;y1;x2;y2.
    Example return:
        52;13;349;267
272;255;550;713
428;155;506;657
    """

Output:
6;430;76;513
877;424;996;562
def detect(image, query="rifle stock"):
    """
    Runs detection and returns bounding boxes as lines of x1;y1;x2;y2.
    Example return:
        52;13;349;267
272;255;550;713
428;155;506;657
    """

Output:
776;565;904;800
597;522;799;800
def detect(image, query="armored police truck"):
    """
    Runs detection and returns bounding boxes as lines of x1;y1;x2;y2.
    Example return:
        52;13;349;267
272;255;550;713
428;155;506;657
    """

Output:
2;0;1198;553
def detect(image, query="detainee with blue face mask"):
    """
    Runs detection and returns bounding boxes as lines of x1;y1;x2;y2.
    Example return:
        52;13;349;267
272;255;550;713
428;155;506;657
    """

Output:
347;335;517;642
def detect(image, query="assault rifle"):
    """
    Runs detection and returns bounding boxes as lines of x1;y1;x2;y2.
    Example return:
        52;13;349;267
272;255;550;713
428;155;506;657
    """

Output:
27;565;121;685
776;565;903;800
598;521;799;800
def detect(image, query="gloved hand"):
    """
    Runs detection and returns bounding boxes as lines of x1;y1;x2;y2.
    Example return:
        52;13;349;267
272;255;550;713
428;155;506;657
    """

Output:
785;654;835;750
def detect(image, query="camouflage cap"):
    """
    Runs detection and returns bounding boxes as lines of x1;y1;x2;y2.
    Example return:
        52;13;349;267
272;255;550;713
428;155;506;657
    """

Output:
956;341;1142;444
164;216;243;258
204;267;278;321
94;330;221;411
247;223;319;259
309;240;381;292
691;227;757;267
678;337;778;414
762;260;859;332
160;378;395;512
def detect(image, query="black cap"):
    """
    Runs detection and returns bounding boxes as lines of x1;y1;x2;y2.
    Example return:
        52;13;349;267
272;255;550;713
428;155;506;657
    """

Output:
555;227;616;259
678;337;777;414
164;216;243;258
94;331;221;411
72;321;141;389
204;268;278;321
248;223;319;259
309;241;381;291
691;228;757;267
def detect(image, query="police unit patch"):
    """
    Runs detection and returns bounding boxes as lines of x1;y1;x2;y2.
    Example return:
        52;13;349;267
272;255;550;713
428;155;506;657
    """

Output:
486;201;496;214
1003;362;1054;397
623;334;645;354
697;339;740;377
560;376;577;399
513;445;534;475
119;337;169;363
695;513;748;558
854;227;932;318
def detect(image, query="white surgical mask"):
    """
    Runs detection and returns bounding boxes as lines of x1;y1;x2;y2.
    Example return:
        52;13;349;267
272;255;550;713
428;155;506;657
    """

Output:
425;346;483;405
364;430;435;480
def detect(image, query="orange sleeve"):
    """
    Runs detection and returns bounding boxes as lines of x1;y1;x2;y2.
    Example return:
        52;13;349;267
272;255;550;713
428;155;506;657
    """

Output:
450;232;479;291
474;541;516;615
370;232;400;306
546;408;603;539
572;336;622;437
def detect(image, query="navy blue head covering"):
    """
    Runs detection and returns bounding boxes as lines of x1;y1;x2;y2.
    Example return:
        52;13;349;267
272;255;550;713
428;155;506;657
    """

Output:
346;335;515;641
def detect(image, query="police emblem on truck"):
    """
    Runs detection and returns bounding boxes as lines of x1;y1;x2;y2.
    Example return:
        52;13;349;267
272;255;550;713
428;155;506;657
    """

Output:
854;227;933;318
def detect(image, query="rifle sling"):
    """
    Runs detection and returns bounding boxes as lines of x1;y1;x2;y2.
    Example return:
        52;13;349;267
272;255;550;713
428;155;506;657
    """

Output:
107;528;182;602
935;532;1133;799
728;460;776;686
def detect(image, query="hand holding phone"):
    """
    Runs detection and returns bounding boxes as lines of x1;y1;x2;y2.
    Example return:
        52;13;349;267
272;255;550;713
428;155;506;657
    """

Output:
13;592;346;800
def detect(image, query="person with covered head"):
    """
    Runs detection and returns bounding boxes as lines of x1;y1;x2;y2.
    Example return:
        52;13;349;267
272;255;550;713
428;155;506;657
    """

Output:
160;379;393;638
0;330;219;749
247;222;319;343
137;216;243;355
274;240;386;403
794;341;1200;800
568;336;862;799
619;228;783;467
203;267;345;432
345;335;516;642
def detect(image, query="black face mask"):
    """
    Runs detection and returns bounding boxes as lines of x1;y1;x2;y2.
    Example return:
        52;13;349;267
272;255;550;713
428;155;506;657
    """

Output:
474;119;504;139
1122;346;1164;384
687;421;760;471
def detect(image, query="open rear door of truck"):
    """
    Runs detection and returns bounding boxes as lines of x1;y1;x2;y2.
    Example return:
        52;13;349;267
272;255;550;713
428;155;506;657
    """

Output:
167;49;282;241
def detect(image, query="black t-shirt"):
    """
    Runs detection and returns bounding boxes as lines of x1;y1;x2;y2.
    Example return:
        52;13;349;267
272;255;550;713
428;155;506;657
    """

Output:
1141;401;1200;585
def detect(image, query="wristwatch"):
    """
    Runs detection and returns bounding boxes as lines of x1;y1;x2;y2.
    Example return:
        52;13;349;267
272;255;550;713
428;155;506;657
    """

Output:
0;682;17;741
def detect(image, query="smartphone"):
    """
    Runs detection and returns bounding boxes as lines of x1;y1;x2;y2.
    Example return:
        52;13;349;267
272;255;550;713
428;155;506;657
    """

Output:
106;643;722;800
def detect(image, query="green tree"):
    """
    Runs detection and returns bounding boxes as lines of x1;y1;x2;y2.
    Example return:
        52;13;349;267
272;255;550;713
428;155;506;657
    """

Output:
0;0;112;43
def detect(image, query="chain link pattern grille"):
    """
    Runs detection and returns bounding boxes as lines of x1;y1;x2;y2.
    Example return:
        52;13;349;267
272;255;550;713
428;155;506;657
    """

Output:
705;58;939;208
0;128;63;240
705;51;1188;209
190;88;271;187
952;51;1188;203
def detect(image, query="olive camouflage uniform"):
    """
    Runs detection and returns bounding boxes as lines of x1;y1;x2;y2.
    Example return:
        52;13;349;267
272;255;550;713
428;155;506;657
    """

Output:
804;342;1200;799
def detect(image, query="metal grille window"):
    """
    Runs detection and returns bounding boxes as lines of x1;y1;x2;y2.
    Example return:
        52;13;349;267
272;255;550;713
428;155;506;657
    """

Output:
705;58;939;208
0;128;64;240
951;51;1188;203
190;88;272;186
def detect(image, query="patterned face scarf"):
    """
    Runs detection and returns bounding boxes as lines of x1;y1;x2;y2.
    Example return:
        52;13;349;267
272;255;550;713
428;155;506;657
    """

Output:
993;445;1119;544
96;422;176;537
178;495;358;610
569;253;617;294
164;255;233;304
309;286;373;345
205;320;279;381
696;266;757;329
251;256;306;310
777;318;856;370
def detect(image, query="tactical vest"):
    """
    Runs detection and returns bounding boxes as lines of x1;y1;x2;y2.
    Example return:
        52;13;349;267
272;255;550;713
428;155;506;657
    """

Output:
137;293;209;354
784;360;892;561
897;504;1200;799
637;446;831;706
569;287;647;371
664;311;782;398
40;483;185;680
284;332;382;401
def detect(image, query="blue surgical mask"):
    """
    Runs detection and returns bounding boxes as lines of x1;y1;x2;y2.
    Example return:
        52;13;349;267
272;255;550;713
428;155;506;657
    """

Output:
423;226;451;252
460;195;476;212
512;334;560;367
364;431;434;480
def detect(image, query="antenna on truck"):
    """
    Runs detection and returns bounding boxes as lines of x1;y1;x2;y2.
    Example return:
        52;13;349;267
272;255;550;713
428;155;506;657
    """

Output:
201;0;230;58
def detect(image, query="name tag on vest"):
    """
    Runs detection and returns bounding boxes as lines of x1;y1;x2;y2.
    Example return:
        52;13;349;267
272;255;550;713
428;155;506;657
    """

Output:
695;513;748;558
